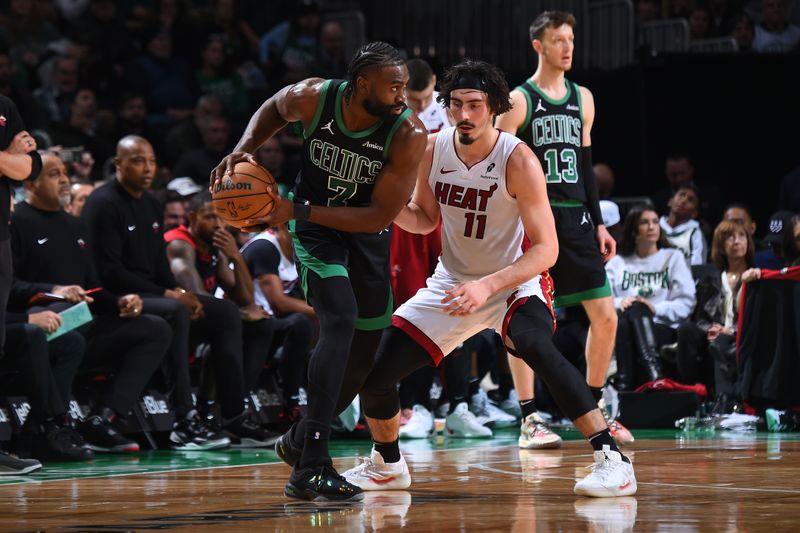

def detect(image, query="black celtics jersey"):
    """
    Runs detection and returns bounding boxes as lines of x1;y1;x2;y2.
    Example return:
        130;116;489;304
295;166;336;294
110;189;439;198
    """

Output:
515;79;585;204
295;79;412;207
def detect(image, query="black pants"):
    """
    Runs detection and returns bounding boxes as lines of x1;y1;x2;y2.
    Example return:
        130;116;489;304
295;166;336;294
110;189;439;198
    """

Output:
80;314;171;415
0;325;84;422
0;239;11;355
142;296;193;416
242;317;277;393
189;295;252;420
266;313;313;404
290;273;382;455
676;320;712;386
143;295;248;419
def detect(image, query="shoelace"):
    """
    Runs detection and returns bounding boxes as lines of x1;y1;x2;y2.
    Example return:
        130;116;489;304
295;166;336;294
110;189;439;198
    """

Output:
90;416;120;436
311;465;351;487
455;405;479;421
608;419;625;433
531;421;555;436
351;456;376;475
584;454;617;483
186;415;216;438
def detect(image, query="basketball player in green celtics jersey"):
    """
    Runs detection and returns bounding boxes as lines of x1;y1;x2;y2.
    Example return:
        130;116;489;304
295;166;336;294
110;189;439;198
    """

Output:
211;42;426;501
496;11;633;447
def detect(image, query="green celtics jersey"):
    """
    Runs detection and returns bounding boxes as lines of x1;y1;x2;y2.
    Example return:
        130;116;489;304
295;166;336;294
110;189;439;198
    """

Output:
515;79;585;204
295;79;412;207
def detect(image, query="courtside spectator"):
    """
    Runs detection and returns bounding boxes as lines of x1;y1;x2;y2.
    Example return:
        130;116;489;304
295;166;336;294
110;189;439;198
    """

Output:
81;135;230;451
607;206;696;388
10;151;170;453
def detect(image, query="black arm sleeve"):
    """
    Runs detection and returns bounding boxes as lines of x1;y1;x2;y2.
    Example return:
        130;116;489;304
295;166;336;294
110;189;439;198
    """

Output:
27;150;42;181
581;146;603;227
243;240;281;278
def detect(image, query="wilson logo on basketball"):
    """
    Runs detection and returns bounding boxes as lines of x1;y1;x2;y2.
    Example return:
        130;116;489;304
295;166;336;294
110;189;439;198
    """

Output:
215;180;253;193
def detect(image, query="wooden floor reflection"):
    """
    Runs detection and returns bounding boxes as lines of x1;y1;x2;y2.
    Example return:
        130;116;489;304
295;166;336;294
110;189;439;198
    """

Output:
1;435;799;532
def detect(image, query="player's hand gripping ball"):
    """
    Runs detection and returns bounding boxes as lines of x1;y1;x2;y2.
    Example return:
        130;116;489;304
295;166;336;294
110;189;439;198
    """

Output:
211;161;276;229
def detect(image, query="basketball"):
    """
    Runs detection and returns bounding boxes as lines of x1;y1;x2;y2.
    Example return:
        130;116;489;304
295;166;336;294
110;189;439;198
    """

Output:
211;161;276;229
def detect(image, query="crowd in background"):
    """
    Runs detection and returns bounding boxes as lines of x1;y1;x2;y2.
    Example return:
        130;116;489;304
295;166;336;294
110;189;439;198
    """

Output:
1;0;799;469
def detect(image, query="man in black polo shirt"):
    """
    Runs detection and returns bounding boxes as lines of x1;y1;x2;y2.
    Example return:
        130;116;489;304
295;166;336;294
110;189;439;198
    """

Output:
10;152;171;453
83;135;269;449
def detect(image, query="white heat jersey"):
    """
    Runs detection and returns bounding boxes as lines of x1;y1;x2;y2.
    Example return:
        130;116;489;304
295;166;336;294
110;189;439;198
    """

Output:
430;127;524;279
418;91;451;133
240;231;299;315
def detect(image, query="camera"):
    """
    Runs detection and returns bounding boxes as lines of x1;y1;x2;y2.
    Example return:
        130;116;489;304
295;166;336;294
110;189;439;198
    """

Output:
60;147;84;164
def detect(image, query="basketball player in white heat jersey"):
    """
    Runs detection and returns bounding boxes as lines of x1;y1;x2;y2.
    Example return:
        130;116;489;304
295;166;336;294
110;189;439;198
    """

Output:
342;60;637;498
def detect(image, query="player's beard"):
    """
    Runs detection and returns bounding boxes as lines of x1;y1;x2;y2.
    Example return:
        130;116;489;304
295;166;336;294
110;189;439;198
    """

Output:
456;121;477;145
458;133;475;145
363;96;404;118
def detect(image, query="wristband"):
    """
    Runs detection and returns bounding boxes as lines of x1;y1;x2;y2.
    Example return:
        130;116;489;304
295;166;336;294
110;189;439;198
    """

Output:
293;202;311;221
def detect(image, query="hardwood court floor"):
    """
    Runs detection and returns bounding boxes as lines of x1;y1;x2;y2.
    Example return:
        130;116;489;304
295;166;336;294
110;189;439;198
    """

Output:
1;430;799;532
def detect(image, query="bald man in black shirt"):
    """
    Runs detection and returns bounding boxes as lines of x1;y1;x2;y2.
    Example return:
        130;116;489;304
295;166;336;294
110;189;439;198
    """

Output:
83;135;274;450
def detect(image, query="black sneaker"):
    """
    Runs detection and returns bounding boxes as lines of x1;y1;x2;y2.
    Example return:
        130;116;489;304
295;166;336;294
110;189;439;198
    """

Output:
34;422;95;462
224;415;280;448
170;410;230;451
79;408;140;453
0;450;41;475
275;429;302;467
285;464;364;502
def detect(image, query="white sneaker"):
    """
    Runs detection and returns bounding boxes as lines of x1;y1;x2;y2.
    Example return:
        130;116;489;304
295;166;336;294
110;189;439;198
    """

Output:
342;448;411;490
574;496;638;533
519;412;563;449
444;402;493;438
470;389;517;428
499;389;522;419
399;405;435;439
574;445;637;497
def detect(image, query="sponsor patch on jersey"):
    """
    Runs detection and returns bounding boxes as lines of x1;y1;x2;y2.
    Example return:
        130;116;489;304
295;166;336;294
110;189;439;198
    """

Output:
362;140;383;151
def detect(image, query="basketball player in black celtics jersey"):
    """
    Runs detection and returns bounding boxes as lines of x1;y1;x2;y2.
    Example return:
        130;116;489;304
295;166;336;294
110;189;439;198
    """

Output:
496;11;634;446
211;42;426;501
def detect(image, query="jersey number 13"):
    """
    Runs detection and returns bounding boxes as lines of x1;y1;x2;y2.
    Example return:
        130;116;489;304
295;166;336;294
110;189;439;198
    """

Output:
543;148;578;184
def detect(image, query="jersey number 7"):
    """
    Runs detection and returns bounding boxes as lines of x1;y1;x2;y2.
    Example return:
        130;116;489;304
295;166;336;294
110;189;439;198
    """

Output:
327;176;358;206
